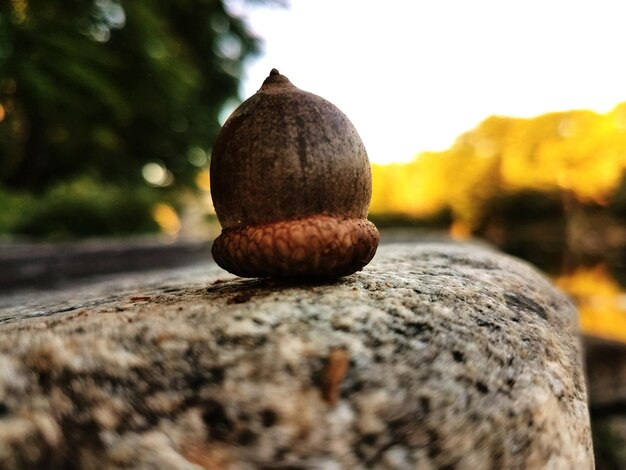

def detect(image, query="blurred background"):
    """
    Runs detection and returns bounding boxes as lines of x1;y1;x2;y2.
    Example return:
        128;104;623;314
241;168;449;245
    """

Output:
2;0;626;466
4;0;626;339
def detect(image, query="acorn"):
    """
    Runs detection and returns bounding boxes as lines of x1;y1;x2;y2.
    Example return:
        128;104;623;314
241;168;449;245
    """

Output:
210;69;379;278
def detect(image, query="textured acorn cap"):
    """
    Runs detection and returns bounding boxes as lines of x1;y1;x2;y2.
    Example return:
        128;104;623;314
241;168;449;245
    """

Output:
210;69;379;278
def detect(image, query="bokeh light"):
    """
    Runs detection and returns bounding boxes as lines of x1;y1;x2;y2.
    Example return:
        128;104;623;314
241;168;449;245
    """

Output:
142;162;174;187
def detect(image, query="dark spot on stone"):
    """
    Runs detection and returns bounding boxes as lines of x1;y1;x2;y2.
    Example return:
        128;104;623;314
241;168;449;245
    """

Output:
59;416;104;466
252;336;268;347
407;320;433;335
506;378;515;388
332;323;351;332
440;464;457;470
0;402;8;416
228;292;253;304
362;433;378;445
262;465;306;470
37;371;52;391
261;408;278;427
210;366;225;384
272;447;289;461
420;396;431;414
427;429;442;458
237;428;258;445
161;286;183;293
394;342;408;354
348;380;365;393
452;350;465;363
233;335;267;348
187;373;210;389
505;293;547;320
390;321;432;337
475;319;501;330
202;400;232;441
476;381;489;394
491;447;505;467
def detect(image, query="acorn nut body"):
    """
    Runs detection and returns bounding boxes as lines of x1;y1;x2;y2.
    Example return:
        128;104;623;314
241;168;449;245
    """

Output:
210;69;379;278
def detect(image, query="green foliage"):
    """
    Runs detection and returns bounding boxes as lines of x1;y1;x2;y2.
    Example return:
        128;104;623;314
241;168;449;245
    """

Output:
0;187;31;234
0;0;262;192
1;178;160;238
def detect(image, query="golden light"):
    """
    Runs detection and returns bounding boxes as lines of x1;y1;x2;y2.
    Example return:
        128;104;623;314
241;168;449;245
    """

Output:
449;221;471;240
556;265;626;343
0;104;4;123
195;170;211;192
370;102;626;229
152;203;181;237
11;0;28;23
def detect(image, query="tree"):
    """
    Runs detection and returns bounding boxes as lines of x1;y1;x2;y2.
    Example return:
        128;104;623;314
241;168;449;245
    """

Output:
0;0;263;192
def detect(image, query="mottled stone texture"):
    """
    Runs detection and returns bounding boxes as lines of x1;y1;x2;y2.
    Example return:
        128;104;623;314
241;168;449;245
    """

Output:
0;243;593;469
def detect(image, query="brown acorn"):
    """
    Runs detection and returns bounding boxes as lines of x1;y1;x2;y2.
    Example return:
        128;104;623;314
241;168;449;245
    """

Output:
210;69;379;278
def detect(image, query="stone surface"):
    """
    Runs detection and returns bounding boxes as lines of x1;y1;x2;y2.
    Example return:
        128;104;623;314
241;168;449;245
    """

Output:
0;243;593;469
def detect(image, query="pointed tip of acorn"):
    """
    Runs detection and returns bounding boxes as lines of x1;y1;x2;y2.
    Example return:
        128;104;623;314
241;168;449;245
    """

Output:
260;68;293;91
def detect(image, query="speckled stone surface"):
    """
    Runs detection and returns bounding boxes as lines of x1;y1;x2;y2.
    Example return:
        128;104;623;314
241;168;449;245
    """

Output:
0;243;593;469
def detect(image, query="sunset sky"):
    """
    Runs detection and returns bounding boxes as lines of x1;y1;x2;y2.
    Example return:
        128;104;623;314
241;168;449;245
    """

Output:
228;0;626;164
